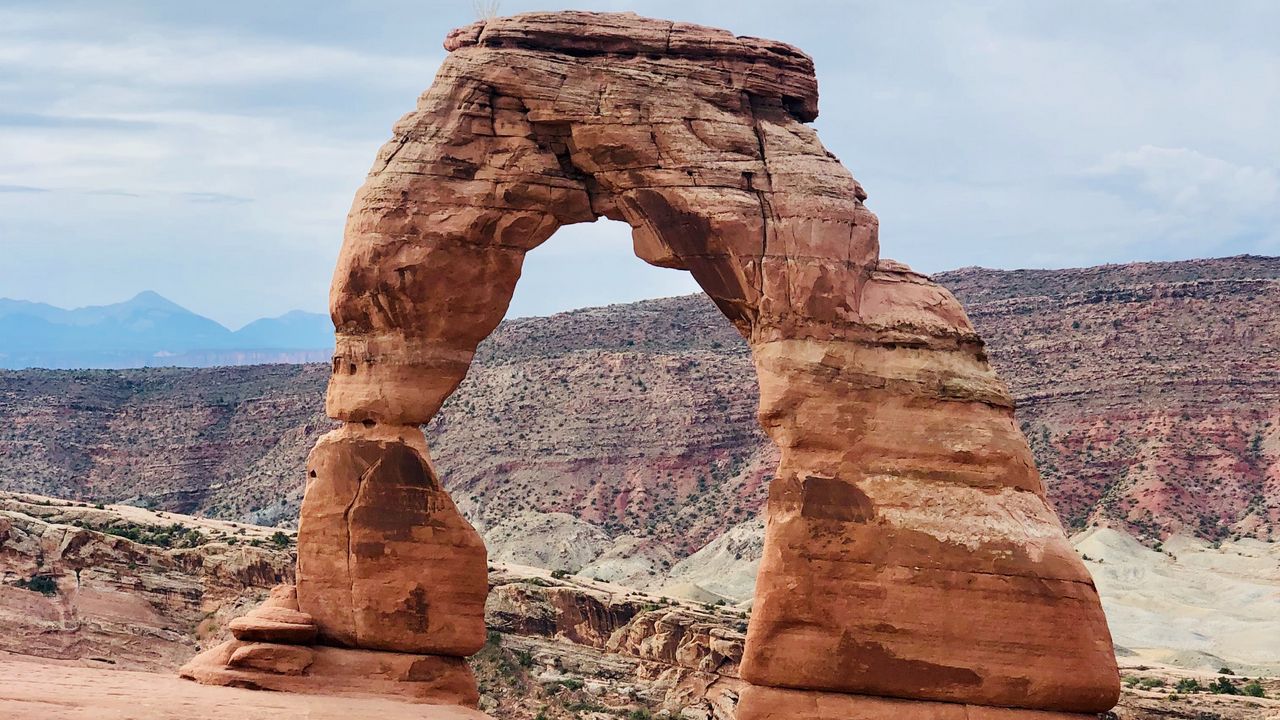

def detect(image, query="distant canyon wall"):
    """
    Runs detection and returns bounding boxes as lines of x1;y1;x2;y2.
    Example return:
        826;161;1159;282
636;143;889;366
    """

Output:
0;256;1276;551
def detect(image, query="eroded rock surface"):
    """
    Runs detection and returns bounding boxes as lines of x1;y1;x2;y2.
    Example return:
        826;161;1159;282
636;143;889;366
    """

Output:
297;9;1121;716
0;492;292;671
4;496;1273;719
296;424;487;656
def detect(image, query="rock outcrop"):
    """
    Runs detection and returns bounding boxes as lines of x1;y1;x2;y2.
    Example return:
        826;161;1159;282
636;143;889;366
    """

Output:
4;492;1274;718
181;429;486;706
200;8;1123;715
0;492;292;671
185;9;1119;717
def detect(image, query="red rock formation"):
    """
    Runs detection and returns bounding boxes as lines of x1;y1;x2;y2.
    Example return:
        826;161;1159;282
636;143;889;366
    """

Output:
296;425;487;656
181;582;480;706
185;10;1119;716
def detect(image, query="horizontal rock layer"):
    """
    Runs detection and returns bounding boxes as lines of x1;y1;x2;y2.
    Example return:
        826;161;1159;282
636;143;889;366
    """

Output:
306;8;1121;715
180;640;479;707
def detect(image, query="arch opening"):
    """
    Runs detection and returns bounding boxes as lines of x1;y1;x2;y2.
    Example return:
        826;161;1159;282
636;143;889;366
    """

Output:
425;218;770;588
503;217;699;320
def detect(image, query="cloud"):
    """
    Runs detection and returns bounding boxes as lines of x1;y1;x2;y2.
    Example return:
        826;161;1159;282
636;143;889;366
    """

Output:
1079;146;1280;255
1091;146;1280;214
0;7;438;90
180;192;253;204
0;0;1276;325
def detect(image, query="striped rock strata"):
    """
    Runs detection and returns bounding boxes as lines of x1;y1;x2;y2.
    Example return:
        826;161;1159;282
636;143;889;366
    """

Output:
185;10;1120;716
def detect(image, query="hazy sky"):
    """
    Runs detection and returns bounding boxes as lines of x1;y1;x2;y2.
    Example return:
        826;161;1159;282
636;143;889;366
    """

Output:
1;1;1276;327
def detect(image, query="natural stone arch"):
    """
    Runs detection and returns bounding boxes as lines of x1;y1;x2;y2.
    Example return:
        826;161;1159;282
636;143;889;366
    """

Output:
186;12;1120;718
324;15;874;426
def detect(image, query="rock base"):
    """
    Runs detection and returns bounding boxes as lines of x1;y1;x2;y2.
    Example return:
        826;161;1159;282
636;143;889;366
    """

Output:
737;686;1100;720
179;640;479;707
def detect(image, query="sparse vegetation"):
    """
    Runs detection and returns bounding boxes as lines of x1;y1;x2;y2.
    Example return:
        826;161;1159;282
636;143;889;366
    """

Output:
1175;678;1203;694
1208;676;1241;695
16;574;58;596
101;521;208;549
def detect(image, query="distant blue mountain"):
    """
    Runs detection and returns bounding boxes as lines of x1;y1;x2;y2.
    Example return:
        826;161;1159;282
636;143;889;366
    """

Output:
0;292;333;369
233;309;335;350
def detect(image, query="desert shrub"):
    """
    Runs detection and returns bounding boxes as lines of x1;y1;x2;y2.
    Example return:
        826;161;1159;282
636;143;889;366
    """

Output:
101;521;206;549
1175;678;1203;693
269;531;292;549
1242;680;1265;697
1208;677;1240;695
17;574;58;596
553;678;584;691
550;569;570;580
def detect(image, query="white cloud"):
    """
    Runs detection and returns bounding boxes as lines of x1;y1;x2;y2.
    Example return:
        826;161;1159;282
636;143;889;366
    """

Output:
0;7;437;88
1092;146;1280;214
0;0;1276;324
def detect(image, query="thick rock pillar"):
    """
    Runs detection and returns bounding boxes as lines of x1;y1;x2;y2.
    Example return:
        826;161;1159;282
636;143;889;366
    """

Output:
296;424;487;656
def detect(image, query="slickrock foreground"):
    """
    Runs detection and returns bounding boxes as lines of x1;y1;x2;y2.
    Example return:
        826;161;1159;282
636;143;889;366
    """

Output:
183;9;1118;716
4;493;1277;718
0;653;488;720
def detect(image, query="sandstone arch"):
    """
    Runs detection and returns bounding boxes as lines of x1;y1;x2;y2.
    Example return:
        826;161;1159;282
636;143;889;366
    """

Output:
187;12;1120;718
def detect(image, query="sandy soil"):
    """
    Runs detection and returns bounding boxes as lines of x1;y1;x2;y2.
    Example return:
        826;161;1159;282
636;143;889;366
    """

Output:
1076;528;1280;675
0;652;491;720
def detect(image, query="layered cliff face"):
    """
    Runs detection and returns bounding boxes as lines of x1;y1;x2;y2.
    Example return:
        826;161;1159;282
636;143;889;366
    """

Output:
1;256;1274;556
0;492;293;670
938;256;1280;544
0;364;331;526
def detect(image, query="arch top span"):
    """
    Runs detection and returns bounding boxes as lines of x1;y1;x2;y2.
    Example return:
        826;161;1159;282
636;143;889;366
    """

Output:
326;11;888;426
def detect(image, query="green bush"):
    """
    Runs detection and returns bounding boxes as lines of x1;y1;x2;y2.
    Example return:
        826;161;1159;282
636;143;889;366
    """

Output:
1208;677;1240;695
17;575;58;596
1174;678;1202;693
1242;680;1265;697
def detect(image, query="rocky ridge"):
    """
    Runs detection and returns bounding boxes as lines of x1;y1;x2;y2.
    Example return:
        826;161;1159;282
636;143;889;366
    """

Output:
944;257;1280;544
2;494;1275;719
0;491;293;671
0;256;1274;568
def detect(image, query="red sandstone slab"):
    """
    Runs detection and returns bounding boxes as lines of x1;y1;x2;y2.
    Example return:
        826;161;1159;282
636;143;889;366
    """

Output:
737;686;1100;720
180;640;479;707
2;652;490;720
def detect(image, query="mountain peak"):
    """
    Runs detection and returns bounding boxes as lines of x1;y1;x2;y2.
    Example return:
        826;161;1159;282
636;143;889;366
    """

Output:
124;290;184;310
